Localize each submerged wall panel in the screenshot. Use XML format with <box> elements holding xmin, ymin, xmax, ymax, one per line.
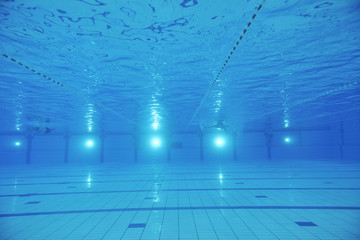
<box><xmin>237</xmin><ymin>146</ymin><xmax>267</xmax><ymax>160</ymax></box>
<box><xmin>32</xmin><ymin>135</ymin><xmax>64</xmax><ymax>164</ymax></box>
<box><xmin>0</xmin><ymin>136</ymin><xmax>27</xmax><ymax>164</ymax></box>
<box><xmin>0</xmin><ymin>120</ymin><xmax>359</xmax><ymax>165</ymax></box>
<box><xmin>68</xmin><ymin>135</ymin><xmax>100</xmax><ymax>164</ymax></box>
<box><xmin>104</xmin><ymin>135</ymin><xmax>133</xmax><ymax>163</ymax></box>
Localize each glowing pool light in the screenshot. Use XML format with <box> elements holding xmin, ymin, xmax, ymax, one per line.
<box><xmin>215</xmin><ymin>137</ymin><xmax>224</xmax><ymax>146</ymax></box>
<box><xmin>86</xmin><ymin>140</ymin><xmax>94</xmax><ymax>147</ymax></box>
<box><xmin>152</xmin><ymin>137</ymin><xmax>161</xmax><ymax>147</ymax></box>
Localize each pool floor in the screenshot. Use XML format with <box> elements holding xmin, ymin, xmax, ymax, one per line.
<box><xmin>0</xmin><ymin>161</ymin><xmax>360</xmax><ymax>239</ymax></box>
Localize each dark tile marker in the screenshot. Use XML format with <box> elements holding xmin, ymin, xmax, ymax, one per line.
<box><xmin>26</xmin><ymin>201</ymin><xmax>41</xmax><ymax>204</ymax></box>
<box><xmin>128</xmin><ymin>223</ymin><xmax>146</xmax><ymax>228</ymax></box>
<box><xmin>295</xmin><ymin>222</ymin><xmax>318</xmax><ymax>227</ymax></box>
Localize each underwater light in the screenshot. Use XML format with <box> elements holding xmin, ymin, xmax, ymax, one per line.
<box><xmin>151</xmin><ymin>137</ymin><xmax>161</xmax><ymax>147</ymax></box>
<box><xmin>14</xmin><ymin>141</ymin><xmax>21</xmax><ymax>146</ymax></box>
<box><xmin>284</xmin><ymin>137</ymin><xmax>291</xmax><ymax>143</ymax></box>
<box><xmin>215</xmin><ymin>137</ymin><xmax>224</xmax><ymax>147</ymax></box>
<box><xmin>86</xmin><ymin>140</ymin><xmax>94</xmax><ymax>147</ymax></box>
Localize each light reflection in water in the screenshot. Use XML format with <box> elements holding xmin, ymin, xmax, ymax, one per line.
<box><xmin>146</xmin><ymin>56</ymin><xmax>164</xmax><ymax>131</ymax></box>
<box><xmin>85</xmin><ymin>103</ymin><xmax>95</xmax><ymax>132</ymax></box>
<box><xmin>280</xmin><ymin>73</ymin><xmax>292</xmax><ymax>128</ymax></box>
<box><xmin>87</xmin><ymin>174</ymin><xmax>92</xmax><ymax>188</ymax></box>
<box><xmin>15</xmin><ymin>80</ymin><xmax>24</xmax><ymax>131</ymax></box>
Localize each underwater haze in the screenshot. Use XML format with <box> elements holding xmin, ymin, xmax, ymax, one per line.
<box><xmin>0</xmin><ymin>0</ymin><xmax>360</xmax><ymax>239</ymax></box>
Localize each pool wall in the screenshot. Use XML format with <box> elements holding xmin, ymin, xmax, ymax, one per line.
<box><xmin>0</xmin><ymin>119</ymin><xmax>359</xmax><ymax>165</ymax></box>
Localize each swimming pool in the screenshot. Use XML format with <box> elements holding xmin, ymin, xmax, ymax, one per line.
<box><xmin>0</xmin><ymin>0</ymin><xmax>359</xmax><ymax>239</ymax></box>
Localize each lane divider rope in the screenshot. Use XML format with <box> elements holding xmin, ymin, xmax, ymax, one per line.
<box><xmin>187</xmin><ymin>0</ymin><xmax>266</xmax><ymax>128</ymax></box>
<box><xmin>0</xmin><ymin>52</ymin><xmax>136</xmax><ymax>125</ymax></box>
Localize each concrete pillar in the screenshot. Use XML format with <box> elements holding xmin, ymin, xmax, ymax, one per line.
<box><xmin>26</xmin><ymin>134</ymin><xmax>33</xmax><ymax>164</ymax></box>
<box><xmin>340</xmin><ymin>121</ymin><xmax>344</xmax><ymax>159</ymax></box>
<box><xmin>166</xmin><ymin>135</ymin><xmax>172</xmax><ymax>162</ymax></box>
<box><xmin>167</xmin><ymin>145</ymin><xmax>171</xmax><ymax>162</ymax></box>
<box><xmin>200</xmin><ymin>133</ymin><xmax>204</xmax><ymax>161</ymax></box>
<box><xmin>100</xmin><ymin>134</ymin><xmax>105</xmax><ymax>163</ymax></box>
<box><xmin>64</xmin><ymin>134</ymin><xmax>70</xmax><ymax>164</ymax></box>
<box><xmin>233</xmin><ymin>133</ymin><xmax>237</xmax><ymax>161</ymax></box>
<box><xmin>265</xmin><ymin>131</ymin><xmax>273</xmax><ymax>160</ymax></box>
<box><xmin>134</xmin><ymin>135</ymin><xmax>138</xmax><ymax>163</ymax></box>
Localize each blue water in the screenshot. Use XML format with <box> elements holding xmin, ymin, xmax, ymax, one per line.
<box><xmin>0</xmin><ymin>0</ymin><xmax>360</xmax><ymax>239</ymax></box>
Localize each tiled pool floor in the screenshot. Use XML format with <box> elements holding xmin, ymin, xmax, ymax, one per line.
<box><xmin>0</xmin><ymin>161</ymin><xmax>360</xmax><ymax>239</ymax></box>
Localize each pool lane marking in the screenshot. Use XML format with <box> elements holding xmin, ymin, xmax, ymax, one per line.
<box><xmin>187</xmin><ymin>0</ymin><xmax>266</xmax><ymax>128</ymax></box>
<box><xmin>1</xmin><ymin>205</ymin><xmax>360</xmax><ymax>218</ymax></box>
<box><xmin>1</xmin><ymin>187</ymin><xmax>360</xmax><ymax>198</ymax></box>
<box><xmin>0</xmin><ymin>52</ymin><xmax>136</xmax><ymax>125</ymax></box>
<box><xmin>1</xmin><ymin>169</ymin><xmax>360</xmax><ymax>179</ymax></box>
<box><xmin>1</xmin><ymin>176</ymin><xmax>359</xmax><ymax>186</ymax></box>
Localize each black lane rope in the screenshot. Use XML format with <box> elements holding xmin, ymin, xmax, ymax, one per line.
<box><xmin>187</xmin><ymin>0</ymin><xmax>266</xmax><ymax>128</ymax></box>
<box><xmin>0</xmin><ymin>52</ymin><xmax>136</xmax><ymax>125</ymax></box>
<box><xmin>1</xmin><ymin>53</ymin><xmax>64</xmax><ymax>86</ymax></box>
